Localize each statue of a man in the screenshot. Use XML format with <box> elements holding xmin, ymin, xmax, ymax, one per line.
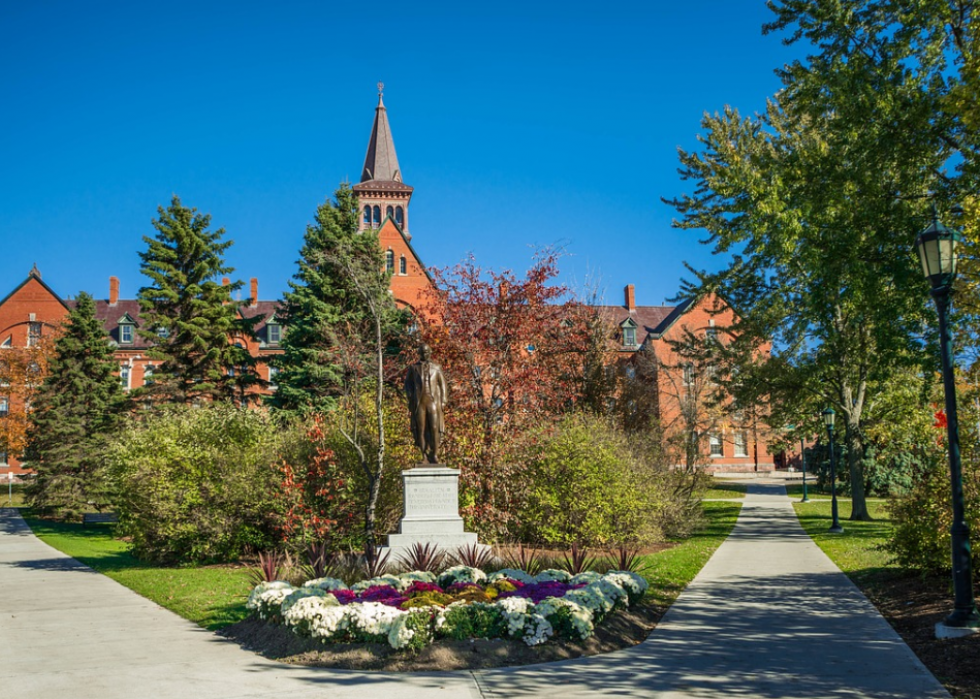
<box><xmin>404</xmin><ymin>344</ymin><xmax>448</xmax><ymax>464</ymax></box>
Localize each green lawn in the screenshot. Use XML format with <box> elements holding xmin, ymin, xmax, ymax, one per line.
<box><xmin>702</xmin><ymin>479</ymin><xmax>748</xmax><ymax>500</ymax></box>
<box><xmin>24</xmin><ymin>500</ymin><xmax>742</xmax><ymax>630</ymax></box>
<box><xmin>1</xmin><ymin>483</ymin><xmax>28</xmax><ymax>507</ymax></box>
<box><xmin>792</xmin><ymin>498</ymin><xmax>897</xmax><ymax>588</ymax></box>
<box><xmin>24</xmin><ymin>517</ymin><xmax>252</xmax><ymax>630</ymax></box>
<box><xmin>644</xmin><ymin>501</ymin><xmax>743</xmax><ymax>606</ymax></box>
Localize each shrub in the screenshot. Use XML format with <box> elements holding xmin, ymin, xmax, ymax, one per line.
<box><xmin>887</xmin><ymin>449</ymin><xmax>980</xmax><ymax>573</ymax></box>
<box><xmin>106</xmin><ymin>404</ymin><xmax>286</xmax><ymax>564</ymax></box>
<box><xmin>517</xmin><ymin>414</ymin><xmax>665</xmax><ymax>548</ymax></box>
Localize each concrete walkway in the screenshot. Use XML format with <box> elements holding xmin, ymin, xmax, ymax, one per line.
<box><xmin>0</xmin><ymin>485</ymin><xmax>950</xmax><ymax>699</ymax></box>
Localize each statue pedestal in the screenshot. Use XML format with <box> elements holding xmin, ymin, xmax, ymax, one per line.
<box><xmin>380</xmin><ymin>466</ymin><xmax>484</xmax><ymax>564</ymax></box>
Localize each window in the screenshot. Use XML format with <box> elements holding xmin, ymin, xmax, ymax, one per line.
<box><xmin>156</xmin><ymin>326</ymin><xmax>170</xmax><ymax>339</ymax></box>
<box><xmin>1</xmin><ymin>336</ymin><xmax>11</xmax><ymax>348</ymax></box>
<box><xmin>144</xmin><ymin>364</ymin><xmax>154</xmax><ymax>385</ymax></box>
<box><xmin>268</xmin><ymin>366</ymin><xmax>278</xmax><ymax>389</ymax></box>
<box><xmin>625</xmin><ymin>365</ymin><xmax>637</xmax><ymax>380</ymax></box>
<box><xmin>27</xmin><ymin>322</ymin><xmax>41</xmax><ymax>347</ymax></box>
<box><xmin>363</xmin><ymin>205</ymin><xmax>371</xmax><ymax>225</ymax></box>
<box><xmin>734</xmin><ymin>431</ymin><xmax>748</xmax><ymax>457</ymax></box>
<box><xmin>395</xmin><ymin>206</ymin><xmax>404</xmax><ymax>225</ymax></box>
<box><xmin>709</xmin><ymin>433</ymin><xmax>723</xmax><ymax>457</ymax></box>
<box><xmin>399</xmin><ymin>256</ymin><xmax>407</xmax><ymax>275</ymax></box>
<box><xmin>385</xmin><ymin>250</ymin><xmax>395</xmax><ymax>273</ymax></box>
<box><xmin>120</xmin><ymin>324</ymin><xmax>134</xmax><ymax>344</ymax></box>
<box><xmin>386</xmin><ymin>205</ymin><xmax>394</xmax><ymax>220</ymax></box>
<box><xmin>683</xmin><ymin>363</ymin><xmax>695</xmax><ymax>386</ymax></box>
<box><xmin>706</xmin><ymin>327</ymin><xmax>719</xmax><ymax>344</ymax></box>
<box><xmin>372</xmin><ymin>205</ymin><xmax>381</xmax><ymax>227</ymax></box>
<box><xmin>0</xmin><ymin>396</ymin><xmax>7</xmax><ymax>417</ymax></box>
<box><xmin>267</xmin><ymin>323</ymin><xmax>281</xmax><ymax>345</ymax></box>
<box><xmin>0</xmin><ymin>452</ymin><xmax>7</xmax><ymax>467</ymax></box>
<box><xmin>623</xmin><ymin>326</ymin><xmax>636</xmax><ymax>346</ymax></box>
<box><xmin>120</xmin><ymin>364</ymin><xmax>130</xmax><ymax>390</ymax></box>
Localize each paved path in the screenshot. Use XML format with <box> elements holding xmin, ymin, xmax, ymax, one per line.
<box><xmin>0</xmin><ymin>485</ymin><xmax>949</xmax><ymax>699</ymax></box>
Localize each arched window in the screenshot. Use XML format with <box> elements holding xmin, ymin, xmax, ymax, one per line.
<box><xmin>395</xmin><ymin>206</ymin><xmax>404</xmax><ymax>225</ymax></box>
<box><xmin>372</xmin><ymin>206</ymin><xmax>381</xmax><ymax>226</ymax></box>
<box><xmin>399</xmin><ymin>256</ymin><xmax>407</xmax><ymax>275</ymax></box>
<box><xmin>363</xmin><ymin>205</ymin><xmax>371</xmax><ymax>225</ymax></box>
<box><xmin>385</xmin><ymin>250</ymin><xmax>395</xmax><ymax>273</ymax></box>
<box><xmin>386</xmin><ymin>205</ymin><xmax>394</xmax><ymax>220</ymax></box>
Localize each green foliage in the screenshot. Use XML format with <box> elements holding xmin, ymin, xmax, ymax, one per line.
<box><xmin>106</xmin><ymin>404</ymin><xmax>285</xmax><ymax>564</ymax></box>
<box><xmin>137</xmin><ymin>195</ymin><xmax>260</xmax><ymax>405</ymax></box>
<box><xmin>886</xmin><ymin>449</ymin><xmax>980</xmax><ymax>574</ymax></box>
<box><xmin>436</xmin><ymin>602</ymin><xmax>506</xmax><ymax>641</ymax></box>
<box><xmin>26</xmin><ymin>292</ymin><xmax>127</xmax><ymax>518</ymax></box>
<box><xmin>518</xmin><ymin>414</ymin><xmax>691</xmax><ymax>548</ymax></box>
<box><xmin>271</xmin><ymin>182</ymin><xmax>396</xmax><ymax>414</ymax></box>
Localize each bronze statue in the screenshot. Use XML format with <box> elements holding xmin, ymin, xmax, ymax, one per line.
<box><xmin>404</xmin><ymin>344</ymin><xmax>448</xmax><ymax>464</ymax></box>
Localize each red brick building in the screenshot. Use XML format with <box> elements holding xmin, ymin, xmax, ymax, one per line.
<box><xmin>598</xmin><ymin>284</ymin><xmax>773</xmax><ymax>472</ymax></box>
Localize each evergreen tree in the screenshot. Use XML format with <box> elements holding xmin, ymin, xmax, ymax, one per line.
<box><xmin>137</xmin><ymin>195</ymin><xmax>259</xmax><ymax>405</ymax></box>
<box><xmin>271</xmin><ymin>182</ymin><xmax>387</xmax><ymax>414</ymax></box>
<box><xmin>25</xmin><ymin>292</ymin><xmax>126</xmax><ymax>518</ymax></box>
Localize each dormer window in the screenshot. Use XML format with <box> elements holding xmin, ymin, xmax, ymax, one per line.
<box><xmin>621</xmin><ymin>319</ymin><xmax>638</xmax><ymax>347</ymax></box>
<box><xmin>267</xmin><ymin>321</ymin><xmax>281</xmax><ymax>346</ymax></box>
<box><xmin>117</xmin><ymin>314</ymin><xmax>136</xmax><ymax>345</ymax></box>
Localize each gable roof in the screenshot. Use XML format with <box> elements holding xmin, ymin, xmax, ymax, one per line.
<box><xmin>378</xmin><ymin>215</ymin><xmax>434</xmax><ymax>284</ymax></box>
<box><xmin>0</xmin><ymin>267</ymin><xmax>71</xmax><ymax>312</ymax></box>
<box><xmin>596</xmin><ymin>298</ymin><xmax>695</xmax><ymax>343</ymax></box>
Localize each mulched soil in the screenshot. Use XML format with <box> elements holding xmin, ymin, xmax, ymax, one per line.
<box><xmin>860</xmin><ymin>572</ymin><xmax>980</xmax><ymax>699</ymax></box>
<box><xmin>217</xmin><ymin>602</ymin><xmax>665</xmax><ymax>671</ymax></box>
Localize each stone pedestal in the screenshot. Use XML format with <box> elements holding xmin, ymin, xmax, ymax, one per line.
<box><xmin>380</xmin><ymin>466</ymin><xmax>483</xmax><ymax>564</ymax></box>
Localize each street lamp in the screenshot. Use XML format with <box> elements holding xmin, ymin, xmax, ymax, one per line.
<box><xmin>800</xmin><ymin>435</ymin><xmax>809</xmax><ymax>503</ymax></box>
<box><xmin>822</xmin><ymin>408</ymin><xmax>843</xmax><ymax>534</ymax></box>
<box><xmin>915</xmin><ymin>210</ymin><xmax>980</xmax><ymax>634</ymax></box>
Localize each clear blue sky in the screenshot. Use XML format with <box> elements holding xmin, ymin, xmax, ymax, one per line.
<box><xmin>1</xmin><ymin>1</ymin><xmax>806</xmax><ymax>308</ymax></box>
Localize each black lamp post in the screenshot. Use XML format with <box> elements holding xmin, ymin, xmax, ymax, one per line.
<box><xmin>915</xmin><ymin>210</ymin><xmax>980</xmax><ymax>632</ymax></box>
<box><xmin>800</xmin><ymin>435</ymin><xmax>809</xmax><ymax>503</ymax></box>
<box><xmin>822</xmin><ymin>408</ymin><xmax>844</xmax><ymax>534</ymax></box>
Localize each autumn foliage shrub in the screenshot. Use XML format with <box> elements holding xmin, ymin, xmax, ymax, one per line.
<box><xmin>106</xmin><ymin>404</ymin><xmax>285</xmax><ymax>564</ymax></box>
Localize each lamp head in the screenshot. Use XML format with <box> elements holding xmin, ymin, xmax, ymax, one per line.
<box><xmin>822</xmin><ymin>407</ymin><xmax>836</xmax><ymax>432</ymax></box>
<box><xmin>915</xmin><ymin>209</ymin><xmax>963</xmax><ymax>291</ymax></box>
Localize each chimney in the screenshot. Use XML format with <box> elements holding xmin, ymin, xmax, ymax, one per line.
<box><xmin>250</xmin><ymin>277</ymin><xmax>258</xmax><ymax>308</ymax></box>
<box><xmin>109</xmin><ymin>276</ymin><xmax>119</xmax><ymax>306</ymax></box>
<box><xmin>624</xmin><ymin>284</ymin><xmax>636</xmax><ymax>312</ymax></box>
<box><xmin>222</xmin><ymin>277</ymin><xmax>230</xmax><ymax>305</ymax></box>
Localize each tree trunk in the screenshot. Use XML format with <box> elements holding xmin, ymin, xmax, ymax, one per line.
<box><xmin>845</xmin><ymin>418</ymin><xmax>872</xmax><ymax>521</ymax></box>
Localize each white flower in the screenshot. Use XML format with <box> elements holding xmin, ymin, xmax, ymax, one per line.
<box><xmin>570</xmin><ymin>571</ymin><xmax>602</xmax><ymax>586</ymax></box>
<box><xmin>437</xmin><ymin>565</ymin><xmax>487</xmax><ymax>588</ymax></box>
<box><xmin>604</xmin><ymin>571</ymin><xmax>648</xmax><ymax>603</ymax></box>
<box><xmin>281</xmin><ymin>587</ymin><xmax>330</xmax><ymax>615</ymax></box>
<box><xmin>302</xmin><ymin>576</ymin><xmax>349</xmax><ymax>592</ymax></box>
<box><xmin>487</xmin><ymin>568</ymin><xmax>535</xmax><ymax>585</ymax></box>
<box><xmin>352</xmin><ymin>574</ymin><xmax>406</xmax><ymax>593</ymax></box>
<box><xmin>309</xmin><ymin>604</ymin><xmax>349</xmax><ymax>641</ymax></box>
<box><xmin>522</xmin><ymin>613</ymin><xmax>554</xmax><ymax>646</ymax></box>
<box><xmin>246</xmin><ymin>581</ymin><xmax>296</xmax><ymax>620</ymax></box>
<box><xmin>536</xmin><ymin>596</ymin><xmax>594</xmax><ymax>640</ymax></box>
<box><xmin>493</xmin><ymin>596</ymin><xmax>535</xmax><ymax>638</ymax></box>
<box><xmin>346</xmin><ymin>601</ymin><xmax>406</xmax><ymax>638</ymax></box>
<box><xmin>387</xmin><ymin>613</ymin><xmax>416</xmax><ymax>649</ymax></box>
<box><xmin>534</xmin><ymin>568</ymin><xmax>572</xmax><ymax>583</ymax></box>
<box><xmin>396</xmin><ymin>570</ymin><xmax>437</xmax><ymax>586</ymax></box>
<box><xmin>283</xmin><ymin>594</ymin><xmax>342</xmax><ymax>636</ymax></box>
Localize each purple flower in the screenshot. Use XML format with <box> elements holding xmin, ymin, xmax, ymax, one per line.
<box><xmin>358</xmin><ymin>585</ymin><xmax>404</xmax><ymax>604</ymax></box>
<box><xmin>498</xmin><ymin>581</ymin><xmax>585</xmax><ymax>604</ymax></box>
<box><xmin>330</xmin><ymin>589</ymin><xmax>357</xmax><ymax>605</ymax></box>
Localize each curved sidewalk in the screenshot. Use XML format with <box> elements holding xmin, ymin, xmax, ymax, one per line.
<box><xmin>0</xmin><ymin>485</ymin><xmax>949</xmax><ymax>699</ymax></box>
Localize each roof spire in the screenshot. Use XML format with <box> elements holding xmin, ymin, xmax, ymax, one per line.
<box><xmin>360</xmin><ymin>83</ymin><xmax>401</xmax><ymax>183</ymax></box>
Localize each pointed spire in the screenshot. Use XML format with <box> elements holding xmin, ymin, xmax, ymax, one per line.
<box><xmin>360</xmin><ymin>82</ymin><xmax>403</xmax><ymax>183</ymax></box>
<box><xmin>29</xmin><ymin>263</ymin><xmax>41</xmax><ymax>279</ymax></box>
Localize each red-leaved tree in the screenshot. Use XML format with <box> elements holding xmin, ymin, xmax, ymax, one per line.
<box><xmin>414</xmin><ymin>250</ymin><xmax>590</xmax><ymax>539</ymax></box>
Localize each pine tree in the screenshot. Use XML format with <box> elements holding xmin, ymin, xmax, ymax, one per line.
<box><xmin>25</xmin><ymin>292</ymin><xmax>126</xmax><ymax>518</ymax></box>
<box><xmin>270</xmin><ymin>182</ymin><xmax>387</xmax><ymax>414</ymax></box>
<box><xmin>137</xmin><ymin>195</ymin><xmax>259</xmax><ymax>404</ymax></box>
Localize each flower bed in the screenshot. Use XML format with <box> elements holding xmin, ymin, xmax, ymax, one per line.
<box><xmin>246</xmin><ymin>566</ymin><xmax>648</xmax><ymax>652</ymax></box>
